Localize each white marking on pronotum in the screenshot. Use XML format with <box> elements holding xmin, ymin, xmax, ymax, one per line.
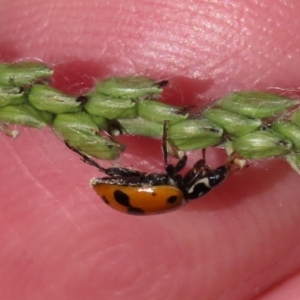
<box><xmin>187</xmin><ymin>177</ymin><xmax>211</xmax><ymax>195</ymax></box>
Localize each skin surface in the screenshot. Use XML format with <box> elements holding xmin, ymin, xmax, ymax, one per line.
<box><xmin>1</xmin><ymin>0</ymin><xmax>300</xmax><ymax>299</ymax></box>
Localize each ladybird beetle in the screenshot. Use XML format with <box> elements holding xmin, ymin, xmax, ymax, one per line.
<box><xmin>67</xmin><ymin>121</ymin><xmax>238</xmax><ymax>215</ymax></box>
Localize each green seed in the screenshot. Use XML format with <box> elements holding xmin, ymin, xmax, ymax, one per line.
<box><xmin>95</xmin><ymin>76</ymin><xmax>165</xmax><ymax>99</ymax></box>
<box><xmin>39</xmin><ymin>110</ymin><xmax>55</xmax><ymax>125</ymax></box>
<box><xmin>203</xmin><ymin>107</ymin><xmax>261</xmax><ymax>136</ymax></box>
<box><xmin>286</xmin><ymin>153</ymin><xmax>300</xmax><ymax>176</ymax></box>
<box><xmin>64</xmin><ymin>132</ymin><xmax>124</xmax><ymax>160</ymax></box>
<box><xmin>291</xmin><ymin>109</ymin><xmax>300</xmax><ymax>127</ymax></box>
<box><xmin>232</xmin><ymin>130</ymin><xmax>292</xmax><ymax>159</ymax></box>
<box><xmin>28</xmin><ymin>85</ymin><xmax>82</xmax><ymax>114</ymax></box>
<box><xmin>89</xmin><ymin>114</ymin><xmax>107</xmax><ymax>129</ymax></box>
<box><xmin>84</xmin><ymin>94</ymin><xmax>137</xmax><ymax>119</ymax></box>
<box><xmin>0</xmin><ymin>87</ymin><xmax>26</xmax><ymax>108</ymax></box>
<box><xmin>138</xmin><ymin>100</ymin><xmax>188</xmax><ymax>124</ymax></box>
<box><xmin>168</xmin><ymin>119</ymin><xmax>223</xmax><ymax>151</ymax></box>
<box><xmin>218</xmin><ymin>91</ymin><xmax>297</xmax><ymax>119</ymax></box>
<box><xmin>53</xmin><ymin>112</ymin><xmax>99</xmax><ymax>134</ymax></box>
<box><xmin>0</xmin><ymin>104</ymin><xmax>48</xmax><ymax>128</ymax></box>
<box><xmin>272</xmin><ymin>121</ymin><xmax>300</xmax><ymax>150</ymax></box>
<box><xmin>118</xmin><ymin>118</ymin><xmax>163</xmax><ymax>138</ymax></box>
<box><xmin>53</xmin><ymin>112</ymin><xmax>123</xmax><ymax>160</ymax></box>
<box><xmin>0</xmin><ymin>62</ymin><xmax>53</xmax><ymax>87</ymax></box>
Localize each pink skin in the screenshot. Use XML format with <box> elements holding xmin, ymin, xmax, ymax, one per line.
<box><xmin>1</xmin><ymin>0</ymin><xmax>300</xmax><ymax>299</ymax></box>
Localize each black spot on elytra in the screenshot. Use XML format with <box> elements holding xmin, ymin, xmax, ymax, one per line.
<box><xmin>114</xmin><ymin>189</ymin><xmax>144</xmax><ymax>214</ymax></box>
<box><xmin>114</xmin><ymin>190</ymin><xmax>130</xmax><ymax>207</ymax></box>
<box><xmin>167</xmin><ymin>195</ymin><xmax>178</xmax><ymax>204</ymax></box>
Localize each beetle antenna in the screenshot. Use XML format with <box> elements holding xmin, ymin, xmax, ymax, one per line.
<box><xmin>65</xmin><ymin>142</ymin><xmax>108</xmax><ymax>173</ymax></box>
